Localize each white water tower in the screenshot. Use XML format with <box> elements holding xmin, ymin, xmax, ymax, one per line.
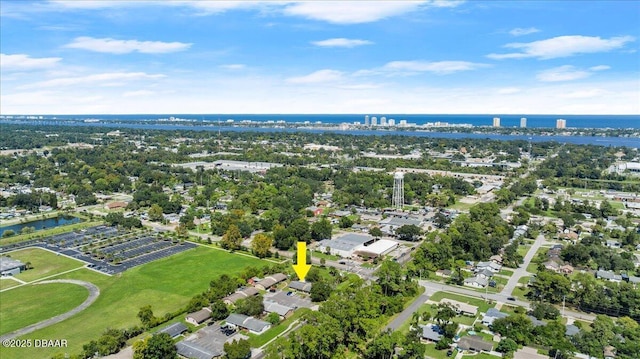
<box><xmin>392</xmin><ymin>172</ymin><xmax>404</xmax><ymax>209</ymax></box>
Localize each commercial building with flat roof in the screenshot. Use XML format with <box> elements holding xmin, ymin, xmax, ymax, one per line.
<box><xmin>356</xmin><ymin>239</ymin><xmax>399</xmax><ymax>259</ymax></box>
<box><xmin>316</xmin><ymin>233</ymin><xmax>374</xmax><ymax>258</ymax></box>
<box><xmin>0</xmin><ymin>257</ymin><xmax>26</xmax><ymax>276</ymax></box>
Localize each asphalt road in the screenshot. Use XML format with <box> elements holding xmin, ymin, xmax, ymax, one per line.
<box><xmin>500</xmin><ymin>233</ymin><xmax>548</xmax><ymax>296</ymax></box>
<box><xmin>384</xmin><ymin>278</ymin><xmax>597</xmax><ymax>334</ymax></box>
<box><xmin>0</xmin><ymin>279</ymin><xmax>100</xmax><ymax>341</ymax></box>
<box><xmin>385</xmin><ymin>293</ymin><xmax>430</xmax><ymax>331</ymax></box>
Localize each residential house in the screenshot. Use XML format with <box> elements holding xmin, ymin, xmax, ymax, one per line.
<box><xmin>559</xmin><ymin>264</ymin><xmax>574</xmax><ymax>274</ymax></box>
<box><xmin>254</xmin><ymin>273</ymin><xmax>288</xmax><ymax>291</ymax></box>
<box><xmin>435</xmin><ymin>269</ymin><xmax>452</xmax><ymax>278</ymax></box>
<box><xmin>420</xmin><ymin>325</ymin><xmax>442</xmax><ymax>343</ymax></box>
<box><xmin>224</xmin><ymin>313</ymin><xmax>271</xmax><ymax>335</ymax></box>
<box><xmin>176</xmin><ymin>341</ymin><xmax>223</xmax><ymax>359</ymax></box>
<box><xmin>457</xmin><ymin>335</ymin><xmax>494</xmax><ymax>352</ymax></box>
<box><xmin>481</xmin><ymin>308</ymin><xmax>508</xmax><ymax>326</ymax></box>
<box><xmin>476</xmin><ymin>268</ymin><xmax>495</xmax><ymax>279</ymax></box>
<box><xmin>605</xmin><ymin>240</ymin><xmax>622</xmax><ymax>249</ymax></box>
<box><xmin>475</xmin><ymin>261</ymin><xmax>502</xmax><ymax>273</ymax></box>
<box><xmin>305</xmin><ymin>206</ymin><xmax>324</xmax><ymax>217</ymax></box>
<box><xmin>464</xmin><ymin>276</ymin><xmax>488</xmax><ymax>288</ymax></box>
<box><xmin>158</xmin><ymin>322</ymin><xmax>188</xmax><ymax>339</ymax></box>
<box><xmin>565</xmin><ymin>325</ymin><xmax>580</xmax><ymax>337</ymax></box>
<box><xmin>441</xmin><ymin>299</ymin><xmax>478</xmax><ymax>316</ymax></box>
<box><xmin>289</xmin><ymin>281</ymin><xmax>312</xmax><ymax>293</ymax></box>
<box><xmin>527</xmin><ymin>315</ymin><xmax>546</xmax><ymax>327</ymax></box>
<box><xmin>596</xmin><ymin>270</ymin><xmax>622</xmax><ymax>283</ymax></box>
<box><xmin>223</xmin><ymin>287</ymin><xmax>260</xmax><ymax>305</ymax></box>
<box><xmin>489</xmin><ymin>255</ymin><xmax>503</xmax><ymax>264</ymax></box>
<box><xmin>263</xmin><ymin>300</ymin><xmax>294</xmax><ymax>319</ymax></box>
<box><xmin>186</xmin><ymin>308</ymin><xmax>212</xmax><ymax>326</ymax></box>
<box><xmin>543</xmin><ymin>260</ymin><xmax>561</xmax><ymax>272</ymax></box>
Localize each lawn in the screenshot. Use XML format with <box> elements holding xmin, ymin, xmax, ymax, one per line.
<box><xmin>424</xmin><ymin>343</ymin><xmax>456</xmax><ymax>359</ymax></box>
<box><xmin>9</xmin><ymin>247</ymin><xmax>85</xmax><ymax>282</ymax></box>
<box><xmin>247</xmin><ymin>308</ymin><xmax>310</xmax><ymax>348</ymax></box>
<box><xmin>311</xmin><ymin>250</ymin><xmax>339</xmax><ymax>261</ymax></box>
<box><xmin>0</xmin><ymin>282</ymin><xmax>88</xmax><ymax>335</ymax></box>
<box><xmin>0</xmin><ymin>278</ymin><xmax>22</xmax><ymax>290</ymax></box>
<box><xmin>498</xmin><ymin>268</ymin><xmax>514</xmax><ymax>277</ymax></box>
<box><xmin>0</xmin><ymin>245</ymin><xmax>264</xmax><ymax>359</ymax></box>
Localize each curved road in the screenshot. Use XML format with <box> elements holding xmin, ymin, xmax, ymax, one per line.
<box><xmin>0</xmin><ymin>279</ymin><xmax>100</xmax><ymax>341</ymax></box>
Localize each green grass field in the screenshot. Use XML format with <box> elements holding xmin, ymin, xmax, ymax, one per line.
<box><xmin>9</xmin><ymin>248</ymin><xmax>85</xmax><ymax>282</ymax></box>
<box><xmin>0</xmin><ymin>245</ymin><xmax>264</xmax><ymax>359</ymax></box>
<box><xmin>248</xmin><ymin>308</ymin><xmax>310</xmax><ymax>348</ymax></box>
<box><xmin>311</xmin><ymin>250</ymin><xmax>339</xmax><ymax>261</ymax></box>
<box><xmin>424</xmin><ymin>344</ymin><xmax>457</xmax><ymax>359</ymax></box>
<box><xmin>0</xmin><ymin>278</ymin><xmax>22</xmax><ymax>290</ymax></box>
<box><xmin>0</xmin><ymin>283</ymin><xmax>89</xmax><ymax>335</ymax></box>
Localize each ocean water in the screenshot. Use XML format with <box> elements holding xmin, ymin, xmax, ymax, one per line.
<box><xmin>20</xmin><ymin>114</ymin><xmax>640</xmax><ymax>129</ymax></box>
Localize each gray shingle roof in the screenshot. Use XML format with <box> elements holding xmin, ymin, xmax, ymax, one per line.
<box><xmin>176</xmin><ymin>341</ymin><xmax>222</xmax><ymax>359</ymax></box>
<box><xmin>458</xmin><ymin>335</ymin><xmax>493</xmax><ymax>352</ymax></box>
<box><xmin>225</xmin><ymin>313</ymin><xmax>270</xmax><ymax>333</ymax></box>
<box><xmin>289</xmin><ymin>281</ymin><xmax>312</xmax><ymax>292</ymax></box>
<box><xmin>158</xmin><ymin>322</ymin><xmax>188</xmax><ymax>338</ymax></box>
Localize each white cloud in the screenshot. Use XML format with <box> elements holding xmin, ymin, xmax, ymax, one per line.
<box><xmin>536</xmin><ymin>65</ymin><xmax>591</xmax><ymax>82</ymax></box>
<box><xmin>287</xmin><ymin>69</ymin><xmax>344</xmax><ymax>84</ymax></box>
<box><xmin>560</xmin><ymin>88</ymin><xmax>607</xmax><ymax>98</ymax></box>
<box><xmin>123</xmin><ymin>90</ymin><xmax>155</xmax><ymax>97</ymax></box>
<box><xmin>487</xmin><ymin>35</ymin><xmax>635</xmax><ymax>59</ymax></box>
<box><xmin>497</xmin><ymin>87</ymin><xmax>521</xmax><ymax>94</ymax></box>
<box><xmin>24</xmin><ymin>72</ymin><xmax>165</xmax><ymax>88</ymax></box>
<box><xmin>49</xmin><ymin>0</ymin><xmax>136</xmax><ymax>9</ymax></box>
<box><xmin>383</xmin><ymin>60</ymin><xmax>489</xmax><ymax>74</ymax></box>
<box><xmin>312</xmin><ymin>38</ymin><xmax>373</xmax><ymax>48</ymax></box>
<box><xmin>219</xmin><ymin>64</ymin><xmax>246</xmax><ymax>70</ymax></box>
<box><xmin>509</xmin><ymin>27</ymin><xmax>540</xmax><ymax>36</ymax></box>
<box><xmin>283</xmin><ymin>1</ymin><xmax>430</xmax><ymax>24</ymax></box>
<box><xmin>0</xmin><ymin>53</ymin><xmax>62</xmax><ymax>71</ymax></box>
<box><xmin>589</xmin><ymin>65</ymin><xmax>611</xmax><ymax>71</ymax></box>
<box><xmin>64</xmin><ymin>37</ymin><xmax>192</xmax><ymax>54</ymax></box>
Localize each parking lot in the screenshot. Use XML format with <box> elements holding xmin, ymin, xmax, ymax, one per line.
<box><xmin>1</xmin><ymin>225</ymin><xmax>196</xmax><ymax>274</ymax></box>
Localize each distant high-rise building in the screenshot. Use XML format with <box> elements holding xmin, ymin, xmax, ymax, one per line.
<box><xmin>388</xmin><ymin>119</ymin><xmax>396</xmax><ymax>126</ymax></box>
<box><xmin>493</xmin><ymin>117</ymin><xmax>501</xmax><ymax>127</ymax></box>
<box><xmin>520</xmin><ymin>117</ymin><xmax>527</xmax><ymax>128</ymax></box>
<box><xmin>556</xmin><ymin>119</ymin><xmax>566</xmax><ymax>129</ymax></box>
<box><xmin>364</xmin><ymin>115</ymin><xmax>370</xmax><ymax>126</ymax></box>
<box><xmin>392</xmin><ymin>172</ymin><xmax>404</xmax><ymax>209</ymax></box>
<box><xmin>380</xmin><ymin>116</ymin><xmax>387</xmax><ymax>126</ymax></box>
<box><xmin>371</xmin><ymin>117</ymin><xmax>378</xmax><ymax>126</ymax></box>
<box><xmin>399</xmin><ymin>119</ymin><xmax>407</xmax><ymax>127</ymax></box>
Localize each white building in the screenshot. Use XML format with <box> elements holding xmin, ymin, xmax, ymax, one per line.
<box><xmin>316</xmin><ymin>233</ymin><xmax>374</xmax><ymax>258</ymax></box>
<box><xmin>355</xmin><ymin>239</ymin><xmax>400</xmax><ymax>259</ymax></box>
<box><xmin>492</xmin><ymin>117</ymin><xmax>501</xmax><ymax>127</ymax></box>
<box><xmin>556</xmin><ymin>119</ymin><xmax>566</xmax><ymax>129</ymax></box>
<box><xmin>520</xmin><ymin>117</ymin><xmax>527</xmax><ymax>128</ymax></box>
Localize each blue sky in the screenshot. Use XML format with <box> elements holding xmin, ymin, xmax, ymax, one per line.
<box><xmin>1</xmin><ymin>0</ymin><xmax>638</xmax><ymax>114</ymax></box>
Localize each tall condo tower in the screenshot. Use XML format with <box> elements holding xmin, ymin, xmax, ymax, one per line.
<box><xmin>556</xmin><ymin>119</ymin><xmax>566</xmax><ymax>129</ymax></box>
<box><xmin>392</xmin><ymin>172</ymin><xmax>404</xmax><ymax>210</ymax></box>
<box><xmin>493</xmin><ymin>117</ymin><xmax>501</xmax><ymax>127</ymax></box>
<box><xmin>371</xmin><ymin>117</ymin><xmax>378</xmax><ymax>126</ymax></box>
<box><xmin>364</xmin><ymin>115</ymin><xmax>370</xmax><ymax>126</ymax></box>
<box><xmin>520</xmin><ymin>118</ymin><xmax>527</xmax><ymax>128</ymax></box>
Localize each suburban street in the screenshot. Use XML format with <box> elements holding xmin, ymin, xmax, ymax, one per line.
<box><xmin>500</xmin><ymin>233</ymin><xmax>547</xmax><ymax>296</ymax></box>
